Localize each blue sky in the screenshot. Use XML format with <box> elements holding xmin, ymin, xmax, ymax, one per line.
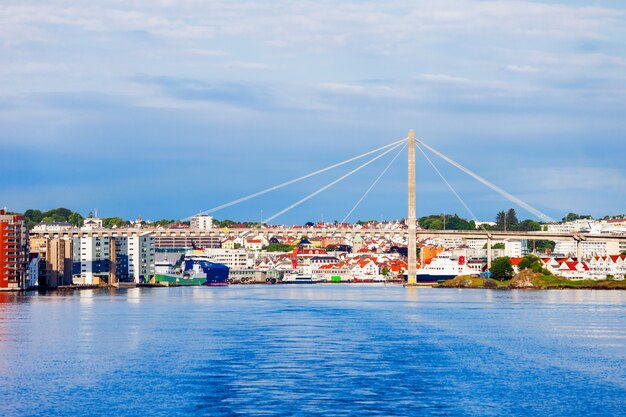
<box><xmin>1</xmin><ymin>0</ymin><xmax>625</xmax><ymax>224</ymax></box>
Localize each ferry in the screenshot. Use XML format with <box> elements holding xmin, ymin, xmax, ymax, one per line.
<box><xmin>281</xmin><ymin>273</ymin><xmax>325</xmax><ymax>284</ymax></box>
<box><xmin>416</xmin><ymin>253</ymin><xmax>475</xmax><ymax>282</ymax></box>
<box><xmin>154</xmin><ymin>253</ymin><xmax>229</xmax><ymax>286</ymax></box>
<box><xmin>352</xmin><ymin>275</ymin><xmax>386</xmax><ymax>283</ymax></box>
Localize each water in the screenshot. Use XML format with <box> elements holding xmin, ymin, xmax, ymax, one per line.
<box><xmin>1</xmin><ymin>286</ymin><xmax>625</xmax><ymax>416</ymax></box>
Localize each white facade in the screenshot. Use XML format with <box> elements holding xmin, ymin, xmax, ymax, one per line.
<box><xmin>74</xmin><ymin>235</ymin><xmax>111</xmax><ymax>284</ymax></box>
<box><xmin>126</xmin><ymin>234</ymin><xmax>155</xmax><ymax>283</ymax></box>
<box><xmin>71</xmin><ymin>231</ymin><xmax>155</xmax><ymax>284</ymax></box>
<box><xmin>504</xmin><ymin>240</ymin><xmax>527</xmax><ymax>258</ymax></box>
<box><xmin>190</xmin><ymin>215</ymin><xmax>213</xmax><ymax>230</ymax></box>
<box><xmin>82</xmin><ymin>217</ymin><xmax>103</xmax><ymax>230</ymax></box>
<box><xmin>203</xmin><ymin>248</ymin><xmax>254</xmax><ymax>269</ymax></box>
<box><xmin>554</xmin><ymin>240</ymin><xmax>621</xmax><ymax>258</ymax></box>
<box><xmin>32</xmin><ymin>222</ymin><xmax>74</xmax><ymax>232</ymax></box>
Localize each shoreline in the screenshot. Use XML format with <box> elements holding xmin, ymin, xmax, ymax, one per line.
<box><xmin>5</xmin><ymin>280</ymin><xmax>626</xmax><ymax>293</ymax></box>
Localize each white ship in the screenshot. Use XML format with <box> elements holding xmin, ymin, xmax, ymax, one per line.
<box><xmin>416</xmin><ymin>253</ymin><xmax>475</xmax><ymax>282</ymax></box>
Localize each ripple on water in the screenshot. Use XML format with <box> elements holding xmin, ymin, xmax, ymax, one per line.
<box><xmin>0</xmin><ymin>286</ymin><xmax>625</xmax><ymax>416</ymax></box>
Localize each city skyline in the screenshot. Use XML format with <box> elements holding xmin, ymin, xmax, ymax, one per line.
<box><xmin>2</xmin><ymin>1</ymin><xmax>625</xmax><ymax>223</ymax></box>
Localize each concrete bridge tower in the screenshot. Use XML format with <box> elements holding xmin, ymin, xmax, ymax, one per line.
<box><xmin>407</xmin><ymin>130</ymin><xmax>417</xmax><ymax>284</ymax></box>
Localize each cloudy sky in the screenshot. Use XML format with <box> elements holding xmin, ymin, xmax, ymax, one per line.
<box><xmin>1</xmin><ymin>0</ymin><xmax>625</xmax><ymax>224</ymax></box>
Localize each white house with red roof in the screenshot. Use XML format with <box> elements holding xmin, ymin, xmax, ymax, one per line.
<box><xmin>556</xmin><ymin>261</ymin><xmax>590</xmax><ymax>279</ymax></box>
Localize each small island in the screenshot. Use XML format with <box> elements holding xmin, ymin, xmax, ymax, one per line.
<box><xmin>438</xmin><ymin>255</ymin><xmax>626</xmax><ymax>290</ymax></box>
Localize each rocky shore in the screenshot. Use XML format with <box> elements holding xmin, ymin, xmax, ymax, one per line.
<box><xmin>438</xmin><ymin>269</ymin><xmax>626</xmax><ymax>290</ymax></box>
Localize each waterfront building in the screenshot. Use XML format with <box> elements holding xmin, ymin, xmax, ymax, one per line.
<box><xmin>0</xmin><ymin>209</ymin><xmax>28</xmax><ymax>290</ymax></box>
<box><xmin>30</xmin><ymin>227</ymin><xmax>156</xmax><ymax>284</ymax></box>
<box><xmin>109</xmin><ymin>234</ymin><xmax>155</xmax><ymax>283</ymax></box>
<box><xmin>203</xmin><ymin>248</ymin><xmax>254</xmax><ymax>269</ymax></box>
<box><xmin>554</xmin><ymin>240</ymin><xmax>621</xmax><ymax>259</ymax></box>
<box><xmin>588</xmin><ymin>255</ymin><xmax>626</xmax><ymax>280</ymax></box>
<box><xmin>29</xmin><ymin>236</ymin><xmax>73</xmax><ymax>287</ymax></box>
<box><xmin>190</xmin><ymin>215</ymin><xmax>213</xmax><ymax>230</ymax></box>
<box><xmin>73</xmin><ymin>234</ymin><xmax>111</xmax><ymax>284</ymax></box>
<box><xmin>28</xmin><ymin>254</ymin><xmax>39</xmax><ymax>289</ymax></box>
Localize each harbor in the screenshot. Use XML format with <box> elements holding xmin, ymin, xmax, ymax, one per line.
<box><xmin>1</xmin><ymin>285</ymin><xmax>625</xmax><ymax>416</ymax></box>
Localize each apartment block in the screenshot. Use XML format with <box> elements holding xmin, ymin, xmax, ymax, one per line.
<box><xmin>0</xmin><ymin>209</ymin><xmax>28</xmax><ymax>290</ymax></box>
<box><xmin>30</xmin><ymin>224</ymin><xmax>156</xmax><ymax>285</ymax></box>
<box><xmin>190</xmin><ymin>215</ymin><xmax>213</xmax><ymax>230</ymax></box>
<box><xmin>29</xmin><ymin>236</ymin><xmax>73</xmax><ymax>287</ymax></box>
<box><xmin>203</xmin><ymin>248</ymin><xmax>254</xmax><ymax>269</ymax></box>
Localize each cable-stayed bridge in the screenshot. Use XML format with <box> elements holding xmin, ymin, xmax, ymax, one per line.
<box><xmin>184</xmin><ymin>130</ymin><xmax>623</xmax><ymax>283</ymax></box>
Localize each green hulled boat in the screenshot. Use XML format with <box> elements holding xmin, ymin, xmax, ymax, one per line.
<box><xmin>154</xmin><ymin>273</ymin><xmax>207</xmax><ymax>286</ymax></box>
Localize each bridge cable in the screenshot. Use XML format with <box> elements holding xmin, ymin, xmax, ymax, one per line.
<box><xmin>416</xmin><ymin>143</ymin><xmax>486</xmax><ymax>230</ymax></box>
<box><xmin>416</xmin><ymin>139</ymin><xmax>556</xmax><ymax>223</ymax></box>
<box><xmin>186</xmin><ymin>138</ymin><xmax>407</xmax><ymax>220</ymax></box>
<box><xmin>262</xmin><ymin>141</ymin><xmax>406</xmax><ymax>224</ymax></box>
<box><xmin>341</xmin><ymin>142</ymin><xmax>407</xmax><ymax>224</ymax></box>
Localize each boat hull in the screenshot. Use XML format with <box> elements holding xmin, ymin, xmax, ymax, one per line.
<box><xmin>415</xmin><ymin>274</ymin><xmax>457</xmax><ymax>282</ymax></box>
<box><xmin>154</xmin><ymin>274</ymin><xmax>207</xmax><ymax>286</ymax></box>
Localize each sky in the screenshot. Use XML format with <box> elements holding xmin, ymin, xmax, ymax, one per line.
<box><xmin>1</xmin><ymin>0</ymin><xmax>625</xmax><ymax>225</ymax></box>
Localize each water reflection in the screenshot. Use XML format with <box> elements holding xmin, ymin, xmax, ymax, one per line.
<box><xmin>0</xmin><ymin>287</ymin><xmax>625</xmax><ymax>417</ymax></box>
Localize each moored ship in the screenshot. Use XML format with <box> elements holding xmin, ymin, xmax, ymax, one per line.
<box><xmin>281</xmin><ymin>273</ymin><xmax>325</xmax><ymax>284</ymax></box>
<box><xmin>154</xmin><ymin>253</ymin><xmax>229</xmax><ymax>286</ymax></box>
<box><xmin>416</xmin><ymin>253</ymin><xmax>475</xmax><ymax>282</ymax></box>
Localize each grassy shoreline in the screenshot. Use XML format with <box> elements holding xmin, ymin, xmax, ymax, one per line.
<box><xmin>438</xmin><ymin>275</ymin><xmax>626</xmax><ymax>290</ymax></box>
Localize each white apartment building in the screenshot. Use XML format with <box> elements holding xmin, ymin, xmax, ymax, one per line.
<box><xmin>73</xmin><ymin>235</ymin><xmax>111</xmax><ymax>284</ymax></box>
<box><xmin>504</xmin><ymin>240</ymin><xmax>528</xmax><ymax>258</ymax></box>
<box><xmin>554</xmin><ymin>240</ymin><xmax>621</xmax><ymax>258</ymax></box>
<box><xmin>190</xmin><ymin>215</ymin><xmax>213</xmax><ymax>230</ymax></box>
<box><xmin>32</xmin><ymin>227</ymin><xmax>156</xmax><ymax>285</ymax></box>
<box><xmin>203</xmin><ymin>248</ymin><xmax>254</xmax><ymax>269</ymax></box>
<box><xmin>112</xmin><ymin>234</ymin><xmax>155</xmax><ymax>283</ymax></box>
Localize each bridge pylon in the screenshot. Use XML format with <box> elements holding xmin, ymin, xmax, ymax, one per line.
<box><xmin>407</xmin><ymin>130</ymin><xmax>417</xmax><ymax>284</ymax></box>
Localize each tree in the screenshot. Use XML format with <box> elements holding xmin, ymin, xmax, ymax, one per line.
<box><xmin>518</xmin><ymin>255</ymin><xmax>543</xmax><ymax>273</ymax></box>
<box><xmin>489</xmin><ymin>257</ymin><xmax>514</xmax><ymax>281</ymax></box>
<box><xmin>482</xmin><ymin>242</ymin><xmax>505</xmax><ymax>249</ymax></box>
<box><xmin>532</xmin><ymin>240</ymin><xmax>556</xmax><ymax>253</ymax></box>
<box><xmin>41</xmin><ymin>207</ymin><xmax>73</xmax><ymax>222</ymax></box>
<box><xmin>506</xmin><ymin>208</ymin><xmax>519</xmax><ymax>231</ymax></box>
<box><xmin>154</xmin><ymin>219</ymin><xmax>175</xmax><ymax>227</ymax></box>
<box><xmin>495</xmin><ymin>208</ymin><xmax>519</xmax><ymax>231</ymax></box>
<box><xmin>262</xmin><ymin>243</ymin><xmax>294</xmax><ymax>252</ymax></box>
<box><xmin>495</xmin><ymin>210</ymin><xmax>506</xmax><ymax>231</ymax></box>
<box><xmin>102</xmin><ymin>217</ymin><xmax>130</xmax><ymax>228</ymax></box>
<box><xmin>562</xmin><ymin>213</ymin><xmax>592</xmax><ymax>223</ymax></box>
<box><xmin>419</xmin><ymin>214</ymin><xmax>473</xmax><ymax>230</ymax></box>
<box><xmin>518</xmin><ymin>219</ymin><xmax>541</xmax><ymax>231</ymax></box>
<box><xmin>68</xmin><ymin>212</ymin><xmax>84</xmax><ymax>227</ymax></box>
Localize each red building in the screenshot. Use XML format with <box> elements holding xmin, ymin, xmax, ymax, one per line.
<box><xmin>0</xmin><ymin>209</ymin><xmax>28</xmax><ymax>290</ymax></box>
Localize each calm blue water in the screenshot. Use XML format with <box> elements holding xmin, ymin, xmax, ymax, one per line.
<box><xmin>1</xmin><ymin>286</ymin><xmax>625</xmax><ymax>416</ymax></box>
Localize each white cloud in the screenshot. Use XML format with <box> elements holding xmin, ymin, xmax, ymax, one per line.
<box><xmin>223</xmin><ymin>61</ymin><xmax>271</xmax><ymax>70</ymax></box>
<box><xmin>506</xmin><ymin>65</ymin><xmax>541</xmax><ymax>74</ymax></box>
<box><xmin>534</xmin><ymin>167</ymin><xmax>626</xmax><ymax>191</ymax></box>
